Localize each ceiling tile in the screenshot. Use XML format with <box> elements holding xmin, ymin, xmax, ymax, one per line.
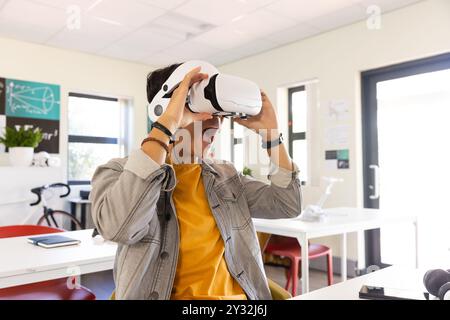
<box><xmin>266</xmin><ymin>0</ymin><xmax>356</xmax><ymax>22</ymax></box>
<box><xmin>230</xmin><ymin>9</ymin><xmax>297</xmax><ymax>38</ymax></box>
<box><xmin>207</xmin><ymin>50</ymin><xmax>248</xmax><ymax>66</ymax></box>
<box><xmin>100</xmin><ymin>42</ymin><xmax>151</xmax><ymax>62</ymax></box>
<box><xmin>150</xmin><ymin>12</ymin><xmax>215</xmax><ymax>40</ymax></box>
<box><xmin>265</xmin><ymin>23</ymin><xmax>322</xmax><ymax>45</ymax></box>
<box><xmin>137</xmin><ymin>0</ymin><xmax>188</xmax><ymax>10</ymax></box>
<box><xmin>141</xmin><ymin>52</ymin><xmax>182</xmax><ymax>67</ymax></box>
<box><xmin>30</xmin><ymin>0</ymin><xmax>98</xmax><ymax>10</ymax></box>
<box><xmin>0</xmin><ymin>0</ymin><xmax>66</xmax><ymax>43</ymax></box>
<box><xmin>231</xmin><ymin>38</ymin><xmax>280</xmax><ymax>56</ymax></box>
<box><xmin>307</xmin><ymin>4</ymin><xmax>367</xmax><ymax>31</ymax></box>
<box><xmin>159</xmin><ymin>40</ymin><xmax>222</xmax><ymax>61</ymax></box>
<box><xmin>46</xmin><ymin>15</ymin><xmax>132</xmax><ymax>53</ymax></box>
<box><xmin>88</xmin><ymin>0</ymin><xmax>166</xmax><ymax>28</ymax></box>
<box><xmin>194</xmin><ymin>9</ymin><xmax>296</xmax><ymax>49</ymax></box>
<box><xmin>207</xmin><ymin>39</ymin><xmax>280</xmax><ymax>66</ymax></box>
<box><xmin>175</xmin><ymin>0</ymin><xmax>276</xmax><ymax>25</ymax></box>
<box><xmin>194</xmin><ymin>24</ymin><xmax>252</xmax><ymax>50</ymax></box>
<box><xmin>358</xmin><ymin>0</ymin><xmax>423</xmax><ymax>13</ymax></box>
<box><xmin>100</xmin><ymin>26</ymin><xmax>183</xmax><ymax>60</ymax></box>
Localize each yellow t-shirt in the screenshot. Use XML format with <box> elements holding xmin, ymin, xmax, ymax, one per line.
<box><xmin>170</xmin><ymin>164</ymin><xmax>247</xmax><ymax>300</ymax></box>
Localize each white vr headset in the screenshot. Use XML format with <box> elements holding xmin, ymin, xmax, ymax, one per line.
<box><xmin>147</xmin><ymin>60</ymin><xmax>262</xmax><ymax>122</ymax></box>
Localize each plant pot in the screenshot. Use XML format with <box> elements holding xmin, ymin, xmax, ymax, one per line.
<box><xmin>8</xmin><ymin>147</ymin><xmax>34</xmax><ymax>167</ymax></box>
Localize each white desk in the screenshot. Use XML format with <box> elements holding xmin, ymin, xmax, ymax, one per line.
<box><xmin>291</xmin><ymin>266</ymin><xmax>429</xmax><ymax>300</ymax></box>
<box><xmin>0</xmin><ymin>229</ymin><xmax>117</xmax><ymax>289</ymax></box>
<box><xmin>252</xmin><ymin>207</ymin><xmax>418</xmax><ymax>294</ymax></box>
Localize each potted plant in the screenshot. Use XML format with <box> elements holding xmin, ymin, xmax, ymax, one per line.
<box><xmin>242</xmin><ymin>166</ymin><xmax>253</xmax><ymax>177</ymax></box>
<box><xmin>0</xmin><ymin>126</ymin><xmax>43</xmax><ymax>166</ymax></box>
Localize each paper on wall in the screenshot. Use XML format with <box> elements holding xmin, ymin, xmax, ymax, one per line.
<box><xmin>325</xmin><ymin>125</ymin><xmax>350</xmax><ymax>146</ymax></box>
<box><xmin>325</xmin><ymin>159</ymin><xmax>337</xmax><ymax>170</ymax></box>
<box><xmin>328</xmin><ymin>100</ymin><xmax>350</xmax><ymax>121</ymax></box>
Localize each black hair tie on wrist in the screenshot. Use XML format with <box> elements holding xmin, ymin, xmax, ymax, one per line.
<box><xmin>151</xmin><ymin>121</ymin><xmax>176</xmax><ymax>144</ymax></box>
<box><xmin>262</xmin><ymin>133</ymin><xmax>284</xmax><ymax>149</ymax></box>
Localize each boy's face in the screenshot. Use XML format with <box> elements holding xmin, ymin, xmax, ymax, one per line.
<box><xmin>183</xmin><ymin>115</ymin><xmax>223</xmax><ymax>158</ymax></box>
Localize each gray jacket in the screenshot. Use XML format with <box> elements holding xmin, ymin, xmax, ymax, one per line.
<box><xmin>90</xmin><ymin>149</ymin><xmax>302</xmax><ymax>300</ymax></box>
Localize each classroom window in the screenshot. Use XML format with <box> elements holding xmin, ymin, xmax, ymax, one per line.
<box><xmin>288</xmin><ymin>86</ymin><xmax>308</xmax><ymax>183</ymax></box>
<box><xmin>68</xmin><ymin>93</ymin><xmax>127</xmax><ymax>185</ymax></box>
<box><xmin>231</xmin><ymin>119</ymin><xmax>244</xmax><ymax>172</ymax></box>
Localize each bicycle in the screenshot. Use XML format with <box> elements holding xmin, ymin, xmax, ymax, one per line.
<box><xmin>30</xmin><ymin>183</ymin><xmax>83</xmax><ymax>230</ymax></box>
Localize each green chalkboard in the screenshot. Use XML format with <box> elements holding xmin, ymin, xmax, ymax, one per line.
<box><xmin>5</xmin><ymin>78</ymin><xmax>60</xmax><ymax>120</ymax></box>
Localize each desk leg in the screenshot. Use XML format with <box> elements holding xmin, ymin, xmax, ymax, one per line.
<box><xmin>81</xmin><ymin>204</ymin><xmax>87</xmax><ymax>229</ymax></box>
<box><xmin>70</xmin><ymin>203</ymin><xmax>76</xmax><ymax>231</ymax></box>
<box><xmin>297</xmin><ymin>234</ymin><xmax>309</xmax><ymax>294</ymax></box>
<box><xmin>341</xmin><ymin>233</ymin><xmax>347</xmax><ymax>282</ymax></box>
<box><xmin>414</xmin><ymin>220</ymin><xmax>419</xmax><ymax>268</ymax></box>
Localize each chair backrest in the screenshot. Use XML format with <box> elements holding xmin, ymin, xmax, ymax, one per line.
<box><xmin>256</xmin><ymin>232</ymin><xmax>292</xmax><ymax>299</ymax></box>
<box><xmin>256</xmin><ymin>232</ymin><xmax>272</xmax><ymax>252</ymax></box>
<box><xmin>0</xmin><ymin>225</ymin><xmax>63</xmax><ymax>239</ymax></box>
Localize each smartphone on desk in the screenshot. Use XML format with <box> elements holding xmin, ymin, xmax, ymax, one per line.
<box><xmin>359</xmin><ymin>285</ymin><xmax>429</xmax><ymax>300</ymax></box>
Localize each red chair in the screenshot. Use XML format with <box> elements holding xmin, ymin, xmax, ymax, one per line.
<box><xmin>265</xmin><ymin>236</ymin><xmax>333</xmax><ymax>296</ymax></box>
<box><xmin>0</xmin><ymin>225</ymin><xmax>96</xmax><ymax>300</ymax></box>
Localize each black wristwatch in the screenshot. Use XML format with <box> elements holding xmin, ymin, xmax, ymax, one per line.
<box><xmin>262</xmin><ymin>133</ymin><xmax>284</xmax><ymax>149</ymax></box>
<box><xmin>151</xmin><ymin>121</ymin><xmax>176</xmax><ymax>144</ymax></box>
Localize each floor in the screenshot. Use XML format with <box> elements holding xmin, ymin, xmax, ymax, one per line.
<box><xmin>82</xmin><ymin>265</ymin><xmax>333</xmax><ymax>300</ymax></box>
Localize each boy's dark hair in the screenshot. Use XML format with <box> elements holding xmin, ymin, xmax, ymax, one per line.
<box><xmin>146</xmin><ymin>63</ymin><xmax>182</xmax><ymax>104</ymax></box>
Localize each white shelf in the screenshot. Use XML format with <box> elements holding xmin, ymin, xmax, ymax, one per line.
<box><xmin>0</xmin><ymin>166</ymin><xmax>64</xmax><ymax>225</ymax></box>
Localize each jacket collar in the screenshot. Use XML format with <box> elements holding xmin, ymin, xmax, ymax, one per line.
<box><xmin>167</xmin><ymin>154</ymin><xmax>219</xmax><ymax>176</ymax></box>
<box><xmin>201</xmin><ymin>159</ymin><xmax>219</xmax><ymax>176</ymax></box>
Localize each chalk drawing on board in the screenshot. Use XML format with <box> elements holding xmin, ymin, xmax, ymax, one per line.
<box><xmin>5</xmin><ymin>79</ymin><xmax>60</xmax><ymax>120</ymax></box>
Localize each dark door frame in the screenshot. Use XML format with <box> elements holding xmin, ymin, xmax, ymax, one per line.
<box><xmin>361</xmin><ymin>52</ymin><xmax>450</xmax><ymax>267</ymax></box>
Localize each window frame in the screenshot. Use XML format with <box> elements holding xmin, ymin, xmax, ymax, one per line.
<box><xmin>361</xmin><ymin>52</ymin><xmax>450</xmax><ymax>268</ymax></box>
<box><xmin>288</xmin><ymin>85</ymin><xmax>307</xmax><ymax>184</ymax></box>
<box><xmin>67</xmin><ymin>92</ymin><xmax>121</xmax><ymax>185</ymax></box>
<box><xmin>230</xmin><ymin>118</ymin><xmax>243</xmax><ymax>163</ymax></box>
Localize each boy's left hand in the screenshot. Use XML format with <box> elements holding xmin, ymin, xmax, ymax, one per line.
<box><xmin>234</xmin><ymin>91</ymin><xmax>279</xmax><ymax>140</ymax></box>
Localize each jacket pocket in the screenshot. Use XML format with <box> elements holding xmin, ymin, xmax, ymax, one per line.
<box><xmin>214</xmin><ymin>174</ymin><xmax>250</xmax><ymax>229</ymax></box>
<box><xmin>116</xmin><ymin>240</ymin><xmax>160</xmax><ymax>299</ymax></box>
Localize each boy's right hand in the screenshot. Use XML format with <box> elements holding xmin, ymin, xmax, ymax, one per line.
<box><xmin>158</xmin><ymin>66</ymin><xmax>213</xmax><ymax>132</ymax></box>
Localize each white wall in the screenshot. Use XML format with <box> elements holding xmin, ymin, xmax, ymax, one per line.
<box><xmin>219</xmin><ymin>0</ymin><xmax>450</xmax><ymax>263</ymax></box>
<box><xmin>0</xmin><ymin>37</ymin><xmax>152</xmax><ymax>224</ymax></box>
